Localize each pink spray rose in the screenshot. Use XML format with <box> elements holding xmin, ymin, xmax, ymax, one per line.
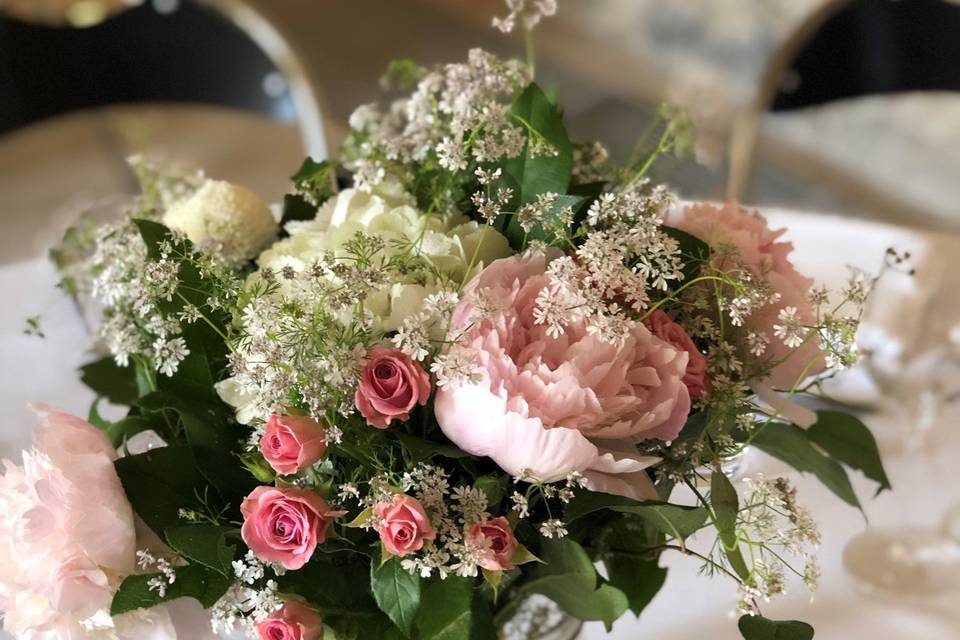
<box><xmin>260</xmin><ymin>414</ymin><xmax>328</xmax><ymax>476</ymax></box>
<box><xmin>0</xmin><ymin>405</ymin><xmax>138</xmax><ymax>637</ymax></box>
<box><xmin>355</xmin><ymin>347</ymin><xmax>431</xmax><ymax>428</ymax></box>
<box><xmin>373</xmin><ymin>494</ymin><xmax>436</xmax><ymax>557</ymax></box>
<box><xmin>434</xmin><ymin>251</ymin><xmax>691</xmax><ymax>501</ymax></box>
<box><xmin>672</xmin><ymin>202</ymin><xmax>825</xmax><ymax>388</ymax></box>
<box><xmin>241</xmin><ymin>486</ymin><xmax>339</xmax><ymax>570</ymax></box>
<box><xmin>256</xmin><ymin>601</ymin><xmax>323</xmax><ymax>640</ymax></box>
<box><xmin>466</xmin><ymin>517</ymin><xmax>519</xmax><ymax>571</ymax></box>
<box><xmin>644</xmin><ymin>309</ymin><xmax>710</xmax><ymax>400</ymax></box>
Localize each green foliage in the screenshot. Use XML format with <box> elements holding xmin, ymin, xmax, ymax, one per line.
<box><xmin>164</xmin><ymin>523</ymin><xmax>237</xmax><ymax>576</ymax></box>
<box><xmin>749</xmin><ymin>422</ymin><xmax>861</xmax><ymax>510</ymax></box>
<box><xmin>565</xmin><ymin>490</ymin><xmax>709</xmax><ymax>541</ymax></box>
<box><xmin>523</xmin><ymin>538</ymin><xmax>628</xmax><ymax>629</ymax></box>
<box><xmin>111</xmin><ymin>564</ymin><xmax>231</xmax><ymax>616</ymax></box>
<box><xmin>371</xmin><ymin>554</ymin><xmax>422</xmax><ymax>638</ymax></box>
<box><xmin>738</xmin><ymin>615</ymin><xmax>815</xmax><ymax>640</ymax></box>
<box><xmin>79</xmin><ymin>356</ymin><xmax>138</xmax><ymax>405</ymax></box>
<box><xmin>281</xmin><ymin>158</ymin><xmax>337</xmax><ymax>229</ymax></box>
<box><xmin>415</xmin><ymin>576</ymin><xmax>475</xmax><ymax>640</ymax></box>
<box><xmin>603</xmin><ymin>555</ymin><xmax>666</xmax><ymax>617</ymax></box>
<box><xmin>807</xmin><ymin>411</ymin><xmax>891</xmax><ymax>494</ymax></box>
<box><xmin>711</xmin><ymin>472</ymin><xmax>750</xmax><ymax>580</ymax></box>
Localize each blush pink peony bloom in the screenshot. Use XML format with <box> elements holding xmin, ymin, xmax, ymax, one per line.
<box><xmin>644</xmin><ymin>309</ymin><xmax>710</xmax><ymax>400</ymax></box>
<box><xmin>434</xmin><ymin>251</ymin><xmax>691</xmax><ymax>500</ymax></box>
<box><xmin>355</xmin><ymin>348</ymin><xmax>431</xmax><ymax>428</ymax></box>
<box><xmin>0</xmin><ymin>404</ymin><xmax>139</xmax><ymax>637</ymax></box>
<box><xmin>260</xmin><ymin>414</ymin><xmax>328</xmax><ymax>476</ymax></box>
<box><xmin>373</xmin><ymin>494</ymin><xmax>436</xmax><ymax>557</ymax></box>
<box><xmin>672</xmin><ymin>202</ymin><xmax>825</xmax><ymax>388</ymax></box>
<box><xmin>466</xmin><ymin>517</ymin><xmax>518</xmax><ymax>571</ymax></box>
<box><xmin>255</xmin><ymin>601</ymin><xmax>323</xmax><ymax>640</ymax></box>
<box><xmin>241</xmin><ymin>486</ymin><xmax>339</xmax><ymax>570</ymax></box>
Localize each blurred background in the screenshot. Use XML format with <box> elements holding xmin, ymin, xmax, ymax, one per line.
<box><xmin>2</xmin><ymin>1</ymin><xmax>960</xmax><ymax>639</ymax></box>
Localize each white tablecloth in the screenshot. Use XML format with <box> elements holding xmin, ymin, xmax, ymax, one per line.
<box><xmin>3</xmin><ymin>116</ymin><xmax>960</xmax><ymax>639</ymax></box>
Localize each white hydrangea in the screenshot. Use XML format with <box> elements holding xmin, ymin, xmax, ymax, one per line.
<box><xmin>255</xmin><ymin>180</ymin><xmax>510</xmax><ymax>331</ymax></box>
<box><xmin>162</xmin><ymin>179</ymin><xmax>278</xmax><ymax>263</ymax></box>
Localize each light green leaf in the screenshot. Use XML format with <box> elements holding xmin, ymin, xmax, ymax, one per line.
<box><xmin>738</xmin><ymin>615</ymin><xmax>815</xmax><ymax>640</ymax></box>
<box><xmin>711</xmin><ymin>472</ymin><xmax>750</xmax><ymax>580</ymax></box>
<box><xmin>807</xmin><ymin>411</ymin><xmax>891</xmax><ymax>494</ymax></box>
<box><xmin>750</xmin><ymin>422</ymin><xmax>861</xmax><ymax>510</ymax></box>
<box><xmin>370</xmin><ymin>554</ymin><xmax>421</xmax><ymax>638</ymax></box>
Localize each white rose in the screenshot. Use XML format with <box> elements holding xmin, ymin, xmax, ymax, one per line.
<box><xmin>162</xmin><ymin>179</ymin><xmax>278</xmax><ymax>262</ymax></box>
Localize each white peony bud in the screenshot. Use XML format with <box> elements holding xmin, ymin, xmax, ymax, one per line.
<box><xmin>162</xmin><ymin>179</ymin><xmax>278</xmax><ymax>262</ymax></box>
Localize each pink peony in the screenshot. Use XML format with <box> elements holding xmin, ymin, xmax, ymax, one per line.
<box><xmin>465</xmin><ymin>517</ymin><xmax>518</xmax><ymax>571</ymax></box>
<box><xmin>260</xmin><ymin>414</ymin><xmax>328</xmax><ymax>476</ymax></box>
<box><xmin>355</xmin><ymin>348</ymin><xmax>431</xmax><ymax>428</ymax></box>
<box><xmin>241</xmin><ymin>486</ymin><xmax>338</xmax><ymax>570</ymax></box>
<box><xmin>672</xmin><ymin>202</ymin><xmax>825</xmax><ymax>388</ymax></box>
<box><xmin>373</xmin><ymin>494</ymin><xmax>436</xmax><ymax>557</ymax></box>
<box><xmin>256</xmin><ymin>601</ymin><xmax>323</xmax><ymax>640</ymax></box>
<box><xmin>644</xmin><ymin>309</ymin><xmax>710</xmax><ymax>400</ymax></box>
<box><xmin>434</xmin><ymin>251</ymin><xmax>691</xmax><ymax>500</ymax></box>
<box><xmin>0</xmin><ymin>405</ymin><xmax>135</xmax><ymax>637</ymax></box>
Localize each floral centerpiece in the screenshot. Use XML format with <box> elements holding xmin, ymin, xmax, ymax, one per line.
<box><xmin>3</xmin><ymin>3</ymin><xmax>899</xmax><ymax>639</ymax></box>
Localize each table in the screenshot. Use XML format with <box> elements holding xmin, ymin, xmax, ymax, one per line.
<box><xmin>3</xmin><ymin>111</ymin><xmax>959</xmax><ymax>637</ymax></box>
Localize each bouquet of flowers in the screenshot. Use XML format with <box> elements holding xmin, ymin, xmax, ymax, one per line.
<box><xmin>3</xmin><ymin>3</ymin><xmax>899</xmax><ymax>639</ymax></box>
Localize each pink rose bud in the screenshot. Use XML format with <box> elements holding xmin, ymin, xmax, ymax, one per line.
<box><xmin>374</xmin><ymin>494</ymin><xmax>436</xmax><ymax>557</ymax></box>
<box><xmin>241</xmin><ymin>486</ymin><xmax>339</xmax><ymax>570</ymax></box>
<box><xmin>260</xmin><ymin>414</ymin><xmax>328</xmax><ymax>476</ymax></box>
<box><xmin>466</xmin><ymin>516</ymin><xmax>519</xmax><ymax>571</ymax></box>
<box><xmin>355</xmin><ymin>347</ymin><xmax>431</xmax><ymax>429</ymax></box>
<box><xmin>644</xmin><ymin>309</ymin><xmax>710</xmax><ymax>400</ymax></box>
<box><xmin>256</xmin><ymin>601</ymin><xmax>323</xmax><ymax>640</ymax></box>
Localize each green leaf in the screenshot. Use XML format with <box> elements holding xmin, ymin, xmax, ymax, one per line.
<box><xmin>415</xmin><ymin>576</ymin><xmax>473</xmax><ymax>640</ymax></box>
<box><xmin>603</xmin><ymin>555</ymin><xmax>667</xmax><ymax>617</ymax></box>
<box><xmin>751</xmin><ymin>422</ymin><xmax>861</xmax><ymax>510</ymax></box>
<box><xmin>132</xmin><ymin>218</ymin><xmax>174</xmax><ymax>261</ymax></box>
<box><xmin>807</xmin><ymin>411</ymin><xmax>891</xmax><ymax>494</ymax></box>
<box><xmin>114</xmin><ymin>446</ymin><xmax>213</xmax><ymax>539</ymax></box>
<box><xmin>661</xmin><ymin>225</ymin><xmax>710</xmax><ymax>284</ymax></box>
<box><xmin>511</xmin><ymin>193</ymin><xmax>587</xmax><ymax>248</ymax></box>
<box><xmin>524</xmin><ymin>538</ymin><xmax>629</xmax><ymax>628</ymax></box>
<box><xmin>165</xmin><ymin>524</ymin><xmax>236</xmax><ymax>575</ymax></box>
<box><xmin>278</xmin><ymin>556</ymin><xmax>379</xmax><ymax>613</ymax></box>
<box><xmin>565</xmin><ymin>490</ymin><xmax>709</xmax><ymax>541</ymax></box>
<box><xmin>711</xmin><ymin>472</ymin><xmax>750</xmax><ymax>580</ymax></box>
<box><xmin>738</xmin><ymin>615</ymin><xmax>815</xmax><ymax>640</ymax></box>
<box><xmin>291</xmin><ymin>158</ymin><xmax>336</xmax><ymax>200</ymax></box>
<box><xmin>111</xmin><ymin>563</ymin><xmax>231</xmax><ymax>615</ymax></box>
<box><xmin>395</xmin><ymin>432</ymin><xmax>470</xmax><ymax>461</ymax></box>
<box><xmin>79</xmin><ymin>357</ymin><xmax>138</xmax><ymax>405</ymax></box>
<box><xmin>280</xmin><ymin>193</ymin><xmax>317</xmax><ymax>227</ymax></box>
<box><xmin>370</xmin><ymin>554</ymin><xmax>421</xmax><ymax>638</ymax></box>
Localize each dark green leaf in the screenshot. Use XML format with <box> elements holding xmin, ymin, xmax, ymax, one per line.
<box><xmin>508</xmin><ymin>193</ymin><xmax>587</xmax><ymax>248</ymax></box>
<box><xmin>751</xmin><ymin>422</ymin><xmax>861</xmax><ymax>510</ymax></box>
<box><xmin>662</xmin><ymin>225</ymin><xmax>710</xmax><ymax>284</ymax></box>
<box><xmin>278</xmin><ymin>556</ymin><xmax>379</xmax><ymax>612</ymax></box>
<box><xmin>165</xmin><ymin>524</ymin><xmax>236</xmax><ymax>575</ymax></box>
<box><xmin>525</xmin><ymin>539</ymin><xmax>628</xmax><ymax>628</ymax></box>
<box><xmin>79</xmin><ymin>357</ymin><xmax>138</xmax><ymax>405</ymax></box>
<box><xmin>711</xmin><ymin>472</ymin><xmax>750</xmax><ymax>580</ymax></box>
<box><xmin>565</xmin><ymin>490</ymin><xmax>709</xmax><ymax>540</ymax></box>
<box><xmin>604</xmin><ymin>555</ymin><xmax>666</xmax><ymax>617</ymax></box>
<box><xmin>132</xmin><ymin>218</ymin><xmax>174</xmax><ymax>261</ymax></box>
<box><xmin>114</xmin><ymin>446</ymin><xmax>212</xmax><ymax>538</ymax></box>
<box><xmin>111</xmin><ymin>563</ymin><xmax>231</xmax><ymax>615</ymax></box>
<box><xmin>280</xmin><ymin>193</ymin><xmax>317</xmax><ymax>227</ymax></box>
<box><xmin>415</xmin><ymin>576</ymin><xmax>473</xmax><ymax>640</ymax></box>
<box><xmin>807</xmin><ymin>411</ymin><xmax>891</xmax><ymax>494</ymax></box>
<box><xmin>738</xmin><ymin>615</ymin><xmax>815</xmax><ymax>640</ymax></box>
<box><xmin>371</xmin><ymin>554</ymin><xmax>421</xmax><ymax>637</ymax></box>
<box><xmin>395</xmin><ymin>432</ymin><xmax>470</xmax><ymax>461</ymax></box>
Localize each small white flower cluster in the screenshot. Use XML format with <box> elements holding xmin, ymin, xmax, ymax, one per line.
<box><xmin>509</xmin><ymin>471</ymin><xmax>587</xmax><ymax>538</ymax></box>
<box><xmin>346</xmin><ymin>48</ymin><xmax>527</xmax><ymax>191</ymax></box>
<box><xmin>491</xmin><ymin>0</ymin><xmax>558</xmax><ymax>34</ymax></box>
<box><xmin>136</xmin><ymin>550</ymin><xmax>178</xmax><ymax>598</ymax></box>
<box><xmin>210</xmin><ymin>552</ymin><xmax>284</xmax><ymax>636</ymax></box>
<box><xmin>735</xmin><ymin>476</ymin><xmax>821</xmax><ymax>615</ymax></box>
